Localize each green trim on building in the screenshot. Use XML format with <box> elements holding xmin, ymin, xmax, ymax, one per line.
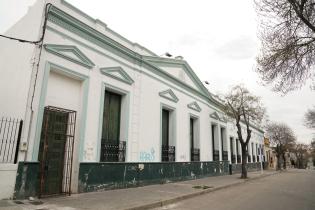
<box><xmin>159</xmin><ymin>89</ymin><xmax>179</xmax><ymax>103</ymax></box>
<box><xmin>46</xmin><ymin>6</ymin><xmax>220</xmax><ymax>108</ymax></box>
<box><xmin>100</xmin><ymin>66</ymin><xmax>134</xmax><ymax>85</ymax></box>
<box><xmin>45</xmin><ymin>26</ymin><xmax>225</xmax><ymax>119</ymax></box>
<box><xmin>210</xmin><ymin>111</ymin><xmax>220</xmax><ymax>120</ymax></box>
<box><xmin>187</xmin><ymin>101</ymin><xmax>202</xmax><ymax>112</ymax></box>
<box><xmin>44</xmin><ymin>44</ymin><xmax>95</xmax><ymax>69</ymax></box>
<box><xmin>143</xmin><ymin>56</ymin><xmax>210</xmax><ymax>97</ymax></box>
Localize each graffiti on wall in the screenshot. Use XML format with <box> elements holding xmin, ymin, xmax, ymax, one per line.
<box><xmin>140</xmin><ymin>148</ymin><xmax>155</xmax><ymax>161</ymax></box>
<box><xmin>84</xmin><ymin>146</ymin><xmax>94</xmax><ymax>161</ymax></box>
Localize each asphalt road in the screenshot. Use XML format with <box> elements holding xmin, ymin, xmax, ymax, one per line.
<box><xmin>156</xmin><ymin>169</ymin><xmax>315</xmax><ymax>210</ymax></box>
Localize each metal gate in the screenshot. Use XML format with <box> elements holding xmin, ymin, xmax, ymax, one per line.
<box><xmin>38</xmin><ymin>106</ymin><xmax>76</xmax><ymax>197</ymax></box>
<box><xmin>0</xmin><ymin>117</ymin><xmax>23</xmax><ymax>164</ymax></box>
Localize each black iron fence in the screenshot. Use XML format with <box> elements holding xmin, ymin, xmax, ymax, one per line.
<box><xmin>100</xmin><ymin>141</ymin><xmax>126</xmax><ymax>162</ymax></box>
<box><xmin>248</xmin><ymin>155</ymin><xmax>251</xmax><ymax>163</ymax></box>
<box><xmin>213</xmin><ymin>150</ymin><xmax>220</xmax><ymax>161</ymax></box>
<box><xmin>222</xmin><ymin>151</ymin><xmax>228</xmax><ymax>161</ymax></box>
<box><xmin>231</xmin><ymin>154</ymin><xmax>236</xmax><ymax>163</ymax></box>
<box><xmin>0</xmin><ymin>117</ymin><xmax>23</xmax><ymax>164</ymax></box>
<box><xmin>162</xmin><ymin>145</ymin><xmax>175</xmax><ymax>162</ymax></box>
<box><xmin>191</xmin><ymin>148</ymin><xmax>200</xmax><ymax>161</ymax></box>
<box><xmin>237</xmin><ymin>155</ymin><xmax>241</xmax><ymax>163</ymax></box>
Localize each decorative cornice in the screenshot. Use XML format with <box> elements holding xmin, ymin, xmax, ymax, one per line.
<box><xmin>159</xmin><ymin>89</ymin><xmax>179</xmax><ymax>103</ymax></box>
<box><xmin>46</xmin><ymin>5</ymin><xmax>263</xmax><ymax>135</ymax></box>
<box><xmin>44</xmin><ymin>44</ymin><xmax>94</xmax><ymax>69</ymax></box>
<box><xmin>48</xmin><ymin>6</ymin><xmax>260</xmax><ymax>131</ymax></box>
<box><xmin>47</xmin><ymin>6</ymin><xmax>215</xmax><ymax>104</ymax></box>
<box><xmin>187</xmin><ymin>101</ymin><xmax>202</xmax><ymax>112</ymax></box>
<box><xmin>99</xmin><ymin>66</ymin><xmax>134</xmax><ymax>85</ymax></box>
<box><xmin>143</xmin><ymin>56</ymin><xmax>209</xmax><ymax>96</ymax></box>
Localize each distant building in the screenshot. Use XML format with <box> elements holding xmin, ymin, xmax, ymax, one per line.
<box><xmin>264</xmin><ymin>138</ymin><xmax>277</xmax><ymax>169</ymax></box>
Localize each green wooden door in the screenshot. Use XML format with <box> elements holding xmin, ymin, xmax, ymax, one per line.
<box><xmin>39</xmin><ymin>109</ymin><xmax>69</xmax><ymax>195</ymax></box>
<box><xmin>101</xmin><ymin>91</ymin><xmax>121</xmax><ymax>161</ymax></box>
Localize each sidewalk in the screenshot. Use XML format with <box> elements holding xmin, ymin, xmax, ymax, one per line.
<box><xmin>0</xmin><ymin>170</ymin><xmax>278</xmax><ymax>210</ymax></box>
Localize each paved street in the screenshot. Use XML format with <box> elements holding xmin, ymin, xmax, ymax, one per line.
<box><xmin>156</xmin><ymin>169</ymin><xmax>315</xmax><ymax>210</ymax></box>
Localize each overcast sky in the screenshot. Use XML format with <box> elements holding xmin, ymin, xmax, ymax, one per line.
<box><xmin>1</xmin><ymin>0</ymin><xmax>314</xmax><ymax>144</ymax></box>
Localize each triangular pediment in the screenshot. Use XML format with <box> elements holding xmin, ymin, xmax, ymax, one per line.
<box><xmin>159</xmin><ymin>89</ymin><xmax>179</xmax><ymax>103</ymax></box>
<box><xmin>100</xmin><ymin>66</ymin><xmax>134</xmax><ymax>85</ymax></box>
<box><xmin>187</xmin><ymin>101</ymin><xmax>201</xmax><ymax>112</ymax></box>
<box><xmin>143</xmin><ymin>56</ymin><xmax>209</xmax><ymax>96</ymax></box>
<box><xmin>210</xmin><ymin>111</ymin><xmax>227</xmax><ymax>123</ymax></box>
<box><xmin>44</xmin><ymin>44</ymin><xmax>94</xmax><ymax>69</ymax></box>
<box><xmin>210</xmin><ymin>111</ymin><xmax>220</xmax><ymax>120</ymax></box>
<box><xmin>219</xmin><ymin>116</ymin><xmax>227</xmax><ymax>123</ymax></box>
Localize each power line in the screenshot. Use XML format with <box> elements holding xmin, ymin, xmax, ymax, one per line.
<box><xmin>0</xmin><ymin>34</ymin><xmax>41</xmax><ymax>44</ymax></box>
<box><xmin>0</xmin><ymin>3</ymin><xmax>52</xmax><ymax>45</ymax></box>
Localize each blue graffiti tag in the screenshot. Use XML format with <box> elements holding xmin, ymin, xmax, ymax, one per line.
<box><xmin>139</xmin><ymin>148</ymin><xmax>155</xmax><ymax>161</ymax></box>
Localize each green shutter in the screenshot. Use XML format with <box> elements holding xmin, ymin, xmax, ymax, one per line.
<box><xmin>102</xmin><ymin>91</ymin><xmax>121</xmax><ymax>145</ymax></box>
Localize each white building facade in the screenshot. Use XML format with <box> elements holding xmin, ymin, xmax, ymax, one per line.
<box><xmin>0</xmin><ymin>0</ymin><xmax>265</xmax><ymax>199</ymax></box>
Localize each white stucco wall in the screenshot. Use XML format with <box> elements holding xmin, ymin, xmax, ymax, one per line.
<box><xmin>0</xmin><ymin>164</ymin><xmax>18</xmax><ymax>199</ymax></box>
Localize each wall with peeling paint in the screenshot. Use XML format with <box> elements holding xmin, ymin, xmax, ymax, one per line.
<box><xmin>14</xmin><ymin>162</ymin><xmax>39</xmax><ymax>200</ymax></box>
<box><xmin>231</xmin><ymin>162</ymin><xmax>262</xmax><ymax>174</ymax></box>
<box><xmin>78</xmin><ymin>161</ymin><xmax>229</xmax><ymax>193</ymax></box>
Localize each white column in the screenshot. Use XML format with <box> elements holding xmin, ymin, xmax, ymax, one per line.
<box><xmin>218</xmin><ymin>126</ymin><xmax>222</xmax><ymax>161</ymax></box>
<box><xmin>254</xmin><ymin>142</ymin><xmax>258</xmax><ymax>162</ymax></box>
<box><xmin>233</xmin><ymin>138</ymin><xmax>237</xmax><ymax>163</ymax></box>
<box><xmin>227</xmin><ymin>136</ymin><xmax>231</xmax><ymax>162</ymax></box>
<box><xmin>249</xmin><ymin>141</ymin><xmax>252</xmax><ymax>162</ymax></box>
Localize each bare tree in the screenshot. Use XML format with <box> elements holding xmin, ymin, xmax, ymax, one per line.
<box><xmin>255</xmin><ymin>0</ymin><xmax>315</xmax><ymax>94</ymax></box>
<box><xmin>266</xmin><ymin>122</ymin><xmax>296</xmax><ymax>170</ymax></box>
<box><xmin>304</xmin><ymin>106</ymin><xmax>315</xmax><ymax>129</ymax></box>
<box><xmin>292</xmin><ymin>143</ymin><xmax>309</xmax><ymax>168</ymax></box>
<box><xmin>224</xmin><ymin>85</ymin><xmax>266</xmax><ymax>178</ymax></box>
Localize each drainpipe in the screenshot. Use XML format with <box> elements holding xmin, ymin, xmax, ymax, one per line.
<box><xmin>23</xmin><ymin>2</ymin><xmax>52</xmax><ymax>162</ymax></box>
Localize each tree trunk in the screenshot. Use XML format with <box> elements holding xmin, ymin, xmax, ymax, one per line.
<box><xmin>282</xmin><ymin>153</ymin><xmax>287</xmax><ymax>169</ymax></box>
<box><xmin>276</xmin><ymin>154</ymin><xmax>281</xmax><ymax>170</ymax></box>
<box><xmin>241</xmin><ymin>146</ymin><xmax>248</xmax><ymax>179</ymax></box>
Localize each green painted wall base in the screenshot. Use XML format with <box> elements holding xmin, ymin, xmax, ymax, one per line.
<box><xmin>231</xmin><ymin>162</ymin><xmax>265</xmax><ymax>174</ymax></box>
<box><xmin>78</xmin><ymin>161</ymin><xmax>229</xmax><ymax>193</ymax></box>
<box><xmin>15</xmin><ymin>161</ymin><xmax>268</xmax><ymax>198</ymax></box>
<box><xmin>14</xmin><ymin>162</ymin><xmax>39</xmax><ymax>200</ymax></box>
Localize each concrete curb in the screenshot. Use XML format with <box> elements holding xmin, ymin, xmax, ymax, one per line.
<box><xmin>126</xmin><ymin>171</ymin><xmax>280</xmax><ymax>210</ymax></box>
